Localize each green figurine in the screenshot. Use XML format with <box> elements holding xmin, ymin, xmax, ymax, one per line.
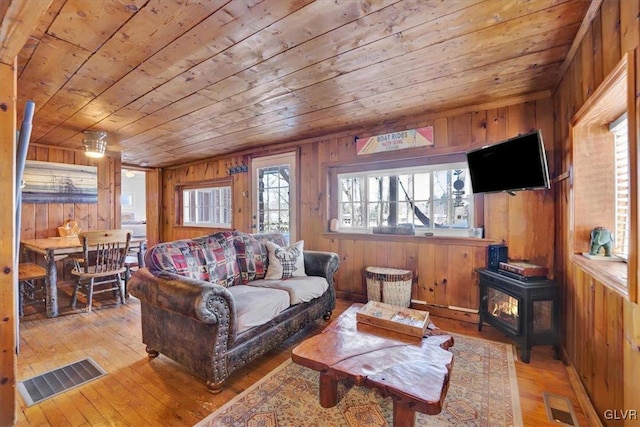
<box><xmin>589</xmin><ymin>227</ymin><xmax>613</xmax><ymax>256</ymax></box>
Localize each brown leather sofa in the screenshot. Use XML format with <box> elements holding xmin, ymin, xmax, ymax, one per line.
<box><xmin>128</xmin><ymin>231</ymin><xmax>339</xmax><ymax>392</ymax></box>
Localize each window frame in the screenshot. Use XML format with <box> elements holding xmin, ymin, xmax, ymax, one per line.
<box><xmin>251</xmin><ymin>151</ymin><xmax>297</xmax><ymax>241</ymax></box>
<box><xmin>175</xmin><ymin>178</ymin><xmax>233</xmax><ymax>229</ymax></box>
<box><xmin>569</xmin><ymin>51</ymin><xmax>636</xmax><ymax>302</ymax></box>
<box><xmin>610</xmin><ymin>113</ymin><xmax>629</xmax><ymax>260</ymax></box>
<box><xmin>329</xmin><ymin>154</ymin><xmax>474</xmax><ymax>237</ymax></box>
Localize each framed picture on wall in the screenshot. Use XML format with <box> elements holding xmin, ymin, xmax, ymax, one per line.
<box><xmin>22</xmin><ymin>160</ymin><xmax>98</xmax><ymax>204</ymax></box>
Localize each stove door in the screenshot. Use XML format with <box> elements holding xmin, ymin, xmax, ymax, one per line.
<box><xmin>483</xmin><ymin>285</ymin><xmax>521</xmax><ymax>335</ymax></box>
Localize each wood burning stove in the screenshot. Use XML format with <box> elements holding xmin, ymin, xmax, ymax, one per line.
<box><xmin>477</xmin><ymin>269</ymin><xmax>561</xmax><ymax>363</ymax></box>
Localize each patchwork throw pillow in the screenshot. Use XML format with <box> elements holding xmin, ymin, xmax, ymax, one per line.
<box><xmin>196</xmin><ymin>231</ymin><xmax>241</xmax><ymax>287</ymax></box>
<box><xmin>233</xmin><ymin>231</ymin><xmax>266</xmax><ymax>283</ymax></box>
<box><xmin>265</xmin><ymin>240</ymin><xmax>306</xmax><ymax>280</ymax></box>
<box><xmin>253</xmin><ymin>233</ymin><xmax>288</xmax><ymax>267</ymax></box>
<box><xmin>146</xmin><ymin>240</ymin><xmax>209</xmax><ymax>281</ymax></box>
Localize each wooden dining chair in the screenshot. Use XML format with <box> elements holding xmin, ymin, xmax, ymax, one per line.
<box><xmin>18</xmin><ymin>262</ymin><xmax>47</xmax><ymax>316</ymax></box>
<box><xmin>71</xmin><ymin>229</ymin><xmax>131</xmax><ymax>312</ymax></box>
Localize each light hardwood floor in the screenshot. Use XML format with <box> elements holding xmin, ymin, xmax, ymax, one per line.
<box><xmin>15</xmin><ymin>292</ymin><xmax>587</xmax><ymax>426</ymax></box>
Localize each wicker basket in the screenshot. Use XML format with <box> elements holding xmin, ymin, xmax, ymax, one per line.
<box><xmin>365</xmin><ymin>266</ymin><xmax>413</xmax><ymax>307</ymax></box>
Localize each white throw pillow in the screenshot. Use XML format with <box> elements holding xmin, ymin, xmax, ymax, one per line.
<box><xmin>265</xmin><ymin>240</ymin><xmax>306</xmax><ymax>279</ymax></box>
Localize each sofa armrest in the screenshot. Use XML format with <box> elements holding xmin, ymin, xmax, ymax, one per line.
<box><xmin>128</xmin><ymin>268</ymin><xmax>236</xmax><ymax>330</ymax></box>
<box><xmin>304</xmin><ymin>250</ymin><xmax>339</xmax><ymax>286</ymax></box>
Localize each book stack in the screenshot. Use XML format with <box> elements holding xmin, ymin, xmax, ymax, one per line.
<box><xmin>498</xmin><ymin>261</ymin><xmax>548</xmax><ymax>281</ymax></box>
<box><xmin>356</xmin><ymin>301</ymin><xmax>429</xmax><ymax>338</ymax></box>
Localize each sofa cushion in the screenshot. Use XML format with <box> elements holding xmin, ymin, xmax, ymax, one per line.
<box><xmin>226</xmin><ymin>285</ymin><xmax>290</xmax><ymax>333</ymax></box>
<box><xmin>247</xmin><ymin>276</ymin><xmax>328</xmax><ymax>305</ymax></box>
<box><xmin>145</xmin><ymin>231</ymin><xmax>241</xmax><ymax>286</ymax></box>
<box><xmin>233</xmin><ymin>232</ymin><xmax>266</xmax><ymax>283</ymax></box>
<box><xmin>233</xmin><ymin>231</ymin><xmax>289</xmax><ymax>283</ymax></box>
<box><xmin>250</xmin><ymin>232</ymin><xmax>288</xmax><ymax>248</ymax></box>
<box><xmin>194</xmin><ymin>231</ymin><xmax>241</xmax><ymax>287</ymax></box>
<box><xmin>145</xmin><ymin>239</ymin><xmax>213</xmax><ymax>282</ymax></box>
<box><xmin>265</xmin><ymin>240</ymin><xmax>306</xmax><ymax>279</ymax></box>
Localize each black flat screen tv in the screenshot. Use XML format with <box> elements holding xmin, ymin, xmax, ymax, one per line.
<box><xmin>466</xmin><ymin>130</ymin><xmax>550</xmax><ymax>194</ymax></box>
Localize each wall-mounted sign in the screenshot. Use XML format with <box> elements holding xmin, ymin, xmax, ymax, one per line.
<box><xmin>356</xmin><ymin>126</ymin><xmax>434</xmax><ymax>155</ymax></box>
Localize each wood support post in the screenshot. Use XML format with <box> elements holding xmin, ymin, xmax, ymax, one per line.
<box><xmin>0</xmin><ymin>57</ymin><xmax>17</xmax><ymax>427</ymax></box>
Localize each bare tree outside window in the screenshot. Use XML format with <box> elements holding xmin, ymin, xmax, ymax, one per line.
<box><xmin>337</xmin><ymin>163</ymin><xmax>471</xmax><ymax>235</ymax></box>
<box><xmin>257</xmin><ymin>166</ymin><xmax>290</xmax><ymax>233</ymax></box>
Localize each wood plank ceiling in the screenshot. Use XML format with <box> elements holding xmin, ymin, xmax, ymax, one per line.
<box><xmin>14</xmin><ymin>0</ymin><xmax>591</xmax><ymax>168</ymax></box>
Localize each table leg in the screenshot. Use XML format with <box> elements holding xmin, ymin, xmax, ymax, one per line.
<box><xmin>319</xmin><ymin>371</ymin><xmax>338</xmax><ymax>408</ymax></box>
<box><xmin>45</xmin><ymin>249</ymin><xmax>58</xmax><ymax>318</ymax></box>
<box><xmin>393</xmin><ymin>401</ymin><xmax>416</xmax><ymax>427</ymax></box>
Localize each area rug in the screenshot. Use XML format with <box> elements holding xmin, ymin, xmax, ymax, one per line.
<box><xmin>195</xmin><ymin>333</ymin><xmax>523</xmax><ymax>426</ymax></box>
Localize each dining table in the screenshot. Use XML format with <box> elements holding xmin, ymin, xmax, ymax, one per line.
<box><xmin>20</xmin><ymin>235</ymin><xmax>147</xmax><ymax>318</ymax></box>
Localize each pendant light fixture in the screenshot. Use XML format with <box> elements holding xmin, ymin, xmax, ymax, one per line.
<box><xmin>82</xmin><ymin>130</ymin><xmax>107</xmax><ymax>158</ymax></box>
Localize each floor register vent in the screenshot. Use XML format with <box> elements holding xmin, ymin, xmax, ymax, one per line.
<box><xmin>18</xmin><ymin>357</ymin><xmax>106</xmax><ymax>406</ymax></box>
<box><xmin>543</xmin><ymin>392</ymin><xmax>580</xmax><ymax>426</ymax></box>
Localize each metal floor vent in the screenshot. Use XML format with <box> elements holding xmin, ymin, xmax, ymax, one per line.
<box><xmin>543</xmin><ymin>392</ymin><xmax>580</xmax><ymax>426</ymax></box>
<box><xmin>18</xmin><ymin>358</ymin><xmax>106</xmax><ymax>406</ymax></box>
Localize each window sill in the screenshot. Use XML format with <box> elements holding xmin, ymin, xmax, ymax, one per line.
<box><xmin>320</xmin><ymin>231</ymin><xmax>495</xmax><ymax>246</ymax></box>
<box><xmin>570</xmin><ymin>253</ymin><xmax>628</xmax><ymax>299</ymax></box>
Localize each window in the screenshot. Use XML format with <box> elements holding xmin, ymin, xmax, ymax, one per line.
<box><xmin>611</xmin><ymin>113</ymin><xmax>629</xmax><ymax>259</ymax></box>
<box><xmin>337</xmin><ymin>162</ymin><xmax>472</xmax><ymax>235</ymax></box>
<box><xmin>252</xmin><ymin>152</ymin><xmax>297</xmax><ymax>241</ymax></box>
<box><xmin>182</xmin><ymin>185</ymin><xmax>232</xmax><ymax>227</ymax></box>
<box><xmin>570</xmin><ymin>52</ymin><xmax>633</xmax><ymax>299</ymax></box>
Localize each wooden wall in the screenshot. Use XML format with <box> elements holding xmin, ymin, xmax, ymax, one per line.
<box><xmin>553</xmin><ymin>0</ymin><xmax>640</xmax><ymax>425</ymax></box>
<box><xmin>161</xmin><ymin>98</ymin><xmax>556</xmax><ymax>314</ymax></box>
<box><xmin>19</xmin><ymin>145</ymin><xmax>122</xmax><ymax>279</ymax></box>
<box><xmin>20</xmin><ymin>146</ymin><xmax>121</xmax><ymax>239</ymax></box>
<box><xmin>144</xmin><ymin>167</ymin><xmax>162</xmax><ymax>249</ymax></box>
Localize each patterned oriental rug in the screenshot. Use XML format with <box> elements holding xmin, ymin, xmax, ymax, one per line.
<box><xmin>195</xmin><ymin>333</ymin><xmax>523</xmax><ymax>427</ymax></box>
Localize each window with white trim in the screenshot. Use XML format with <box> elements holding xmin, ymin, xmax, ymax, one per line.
<box><xmin>182</xmin><ymin>185</ymin><xmax>232</xmax><ymax>227</ymax></box>
<box><xmin>337</xmin><ymin>162</ymin><xmax>472</xmax><ymax>235</ymax></box>
<box><xmin>571</xmin><ymin>53</ymin><xmax>631</xmax><ymax>298</ymax></box>
<box><xmin>610</xmin><ymin>113</ymin><xmax>629</xmax><ymax>260</ymax></box>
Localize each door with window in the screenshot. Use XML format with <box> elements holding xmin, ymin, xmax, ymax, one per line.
<box><xmin>252</xmin><ymin>152</ymin><xmax>297</xmax><ymax>242</ymax></box>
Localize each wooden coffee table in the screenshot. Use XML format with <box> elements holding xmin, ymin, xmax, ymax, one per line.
<box><xmin>292</xmin><ymin>303</ymin><xmax>454</xmax><ymax>426</ymax></box>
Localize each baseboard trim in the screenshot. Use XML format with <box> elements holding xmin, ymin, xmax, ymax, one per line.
<box><xmin>565</xmin><ymin>357</ymin><xmax>603</xmax><ymax>427</ymax></box>
<box><xmin>335</xmin><ymin>292</ymin><xmax>367</xmax><ymax>303</ymax></box>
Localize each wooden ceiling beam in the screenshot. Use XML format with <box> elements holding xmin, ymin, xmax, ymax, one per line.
<box><xmin>555</xmin><ymin>0</ymin><xmax>604</xmax><ymax>93</ymax></box>
<box><xmin>0</xmin><ymin>0</ymin><xmax>52</xmax><ymax>66</ymax></box>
